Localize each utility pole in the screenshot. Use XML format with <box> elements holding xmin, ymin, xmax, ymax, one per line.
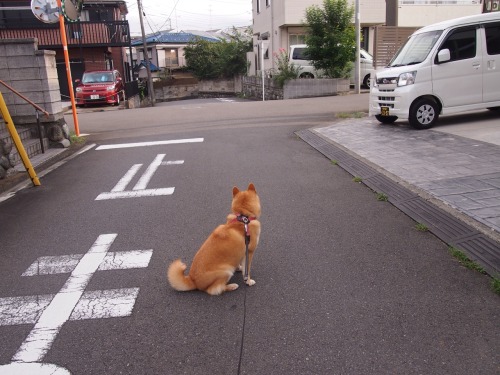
<box><xmin>137</xmin><ymin>0</ymin><xmax>155</xmax><ymax>106</ymax></box>
<box><xmin>354</xmin><ymin>0</ymin><xmax>360</xmax><ymax>94</ymax></box>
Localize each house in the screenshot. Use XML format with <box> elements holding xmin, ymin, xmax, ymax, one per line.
<box><xmin>129</xmin><ymin>31</ymin><xmax>222</xmax><ymax>75</ymax></box>
<box><xmin>0</xmin><ymin>0</ymin><xmax>131</xmax><ymax>99</ymax></box>
<box><xmin>251</xmin><ymin>0</ymin><xmax>483</xmax><ymax>74</ymax></box>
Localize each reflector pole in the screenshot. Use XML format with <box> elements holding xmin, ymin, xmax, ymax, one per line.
<box><xmin>56</xmin><ymin>0</ymin><xmax>80</xmax><ymax>136</ymax></box>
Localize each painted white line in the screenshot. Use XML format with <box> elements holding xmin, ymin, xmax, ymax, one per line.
<box><xmin>0</xmin><ymin>362</ymin><xmax>70</xmax><ymax>374</ymax></box>
<box><xmin>22</xmin><ymin>250</ymin><xmax>153</xmax><ymax>276</ymax></box>
<box><xmin>0</xmin><ymin>295</ymin><xmax>53</xmax><ymax>325</ymax></box>
<box><xmin>133</xmin><ymin>154</ymin><xmax>165</xmax><ymax>191</ymax></box>
<box><xmin>22</xmin><ymin>254</ymin><xmax>83</xmax><ymax>276</ymax></box>
<box><xmin>111</xmin><ymin>164</ymin><xmax>142</xmax><ymax>192</ymax></box>
<box><xmin>95</xmin><ymin>188</ymin><xmax>175</xmax><ymax>200</ymax></box>
<box><xmin>98</xmin><ymin>250</ymin><xmax>153</xmax><ymax>271</ymax></box>
<box><xmin>161</xmin><ymin>160</ymin><xmax>184</xmax><ymax>166</ymax></box>
<box><xmin>12</xmin><ymin>234</ymin><xmax>117</xmax><ymax>363</ymax></box>
<box><xmin>95</xmin><ymin>138</ymin><xmax>204</xmax><ymax>150</ymax></box>
<box><xmin>70</xmin><ymin>288</ymin><xmax>140</xmax><ymax>320</ymax></box>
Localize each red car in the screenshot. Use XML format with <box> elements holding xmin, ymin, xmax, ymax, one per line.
<box><xmin>75</xmin><ymin>70</ymin><xmax>124</xmax><ymax>107</ymax></box>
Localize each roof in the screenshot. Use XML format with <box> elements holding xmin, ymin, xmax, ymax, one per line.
<box><xmin>133</xmin><ymin>61</ymin><xmax>159</xmax><ymax>72</ymax></box>
<box><xmin>131</xmin><ymin>32</ymin><xmax>220</xmax><ymax>46</ymax></box>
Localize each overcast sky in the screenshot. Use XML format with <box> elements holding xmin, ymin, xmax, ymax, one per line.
<box><xmin>125</xmin><ymin>0</ymin><xmax>253</xmax><ymax>35</ymax></box>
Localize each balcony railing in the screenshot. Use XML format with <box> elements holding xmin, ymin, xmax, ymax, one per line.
<box><xmin>0</xmin><ymin>20</ymin><xmax>131</xmax><ymax>48</ymax></box>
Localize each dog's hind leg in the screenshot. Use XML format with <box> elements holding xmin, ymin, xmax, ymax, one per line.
<box><xmin>205</xmin><ymin>270</ymin><xmax>239</xmax><ymax>295</ymax></box>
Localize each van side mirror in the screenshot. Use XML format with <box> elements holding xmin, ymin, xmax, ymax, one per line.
<box><xmin>437</xmin><ymin>49</ymin><xmax>451</xmax><ymax>64</ymax></box>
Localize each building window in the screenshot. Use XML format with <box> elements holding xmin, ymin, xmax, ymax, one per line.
<box><xmin>266</xmin><ymin>0</ymin><xmax>271</xmax><ymax>6</ymax></box>
<box><xmin>485</xmin><ymin>0</ymin><xmax>500</xmax><ymax>12</ymax></box>
<box><xmin>256</xmin><ymin>0</ymin><xmax>261</xmax><ymax>13</ymax></box>
<box><xmin>289</xmin><ymin>34</ymin><xmax>306</xmax><ymax>45</ymax></box>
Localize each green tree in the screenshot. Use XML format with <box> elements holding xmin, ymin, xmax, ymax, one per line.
<box><xmin>184</xmin><ymin>28</ymin><xmax>252</xmax><ymax>80</ymax></box>
<box><xmin>304</xmin><ymin>0</ymin><xmax>356</xmax><ymax>78</ymax></box>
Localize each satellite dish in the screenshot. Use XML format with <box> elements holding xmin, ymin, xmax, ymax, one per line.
<box><xmin>62</xmin><ymin>0</ymin><xmax>83</xmax><ymax>22</ymax></box>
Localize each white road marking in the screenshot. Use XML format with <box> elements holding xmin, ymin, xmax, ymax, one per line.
<box><xmin>22</xmin><ymin>250</ymin><xmax>153</xmax><ymax>276</ymax></box>
<box><xmin>111</xmin><ymin>164</ymin><xmax>143</xmax><ymax>192</ymax></box>
<box><xmin>70</xmin><ymin>288</ymin><xmax>140</xmax><ymax>320</ymax></box>
<box><xmin>96</xmin><ymin>188</ymin><xmax>175</xmax><ymax>200</ymax></box>
<box><xmin>95</xmin><ymin>137</ymin><xmax>204</xmax><ymax>150</ymax></box>
<box><xmin>0</xmin><ymin>233</ymin><xmax>153</xmax><ymax>371</ymax></box>
<box><xmin>0</xmin><ymin>295</ymin><xmax>53</xmax><ymax>325</ymax></box>
<box><xmin>96</xmin><ymin>154</ymin><xmax>182</xmax><ymax>200</ymax></box>
<box><xmin>12</xmin><ymin>234</ymin><xmax>117</xmax><ymax>363</ymax></box>
<box><xmin>133</xmin><ymin>154</ymin><xmax>165</xmax><ymax>190</ymax></box>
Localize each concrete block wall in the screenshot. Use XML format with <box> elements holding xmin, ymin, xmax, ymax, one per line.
<box><xmin>0</xmin><ymin>38</ymin><xmax>63</xmax><ymax>124</ymax></box>
<box><xmin>283</xmin><ymin>78</ymin><xmax>350</xmax><ymax>99</ymax></box>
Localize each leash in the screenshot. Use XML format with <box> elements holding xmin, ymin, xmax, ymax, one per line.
<box><xmin>233</xmin><ymin>214</ymin><xmax>253</xmax><ymax>284</ymax></box>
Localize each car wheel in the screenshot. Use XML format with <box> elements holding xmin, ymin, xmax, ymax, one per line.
<box><xmin>299</xmin><ymin>72</ymin><xmax>314</xmax><ymax>79</ymax></box>
<box><xmin>362</xmin><ymin>74</ymin><xmax>371</xmax><ymax>88</ymax></box>
<box><xmin>409</xmin><ymin>98</ymin><xmax>439</xmax><ymax>129</ymax></box>
<box><xmin>375</xmin><ymin>114</ymin><xmax>397</xmax><ymax>124</ymax></box>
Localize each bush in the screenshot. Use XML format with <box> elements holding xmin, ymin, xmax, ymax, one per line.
<box><xmin>184</xmin><ymin>28</ymin><xmax>252</xmax><ymax>80</ymax></box>
<box><xmin>272</xmin><ymin>48</ymin><xmax>302</xmax><ymax>87</ymax></box>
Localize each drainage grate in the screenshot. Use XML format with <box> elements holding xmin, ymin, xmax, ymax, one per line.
<box><xmin>297</xmin><ymin>129</ymin><xmax>500</xmax><ymax>276</ymax></box>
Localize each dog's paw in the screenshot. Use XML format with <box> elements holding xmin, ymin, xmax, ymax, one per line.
<box><xmin>226</xmin><ymin>283</ymin><xmax>239</xmax><ymax>291</ymax></box>
<box><xmin>246</xmin><ymin>279</ymin><xmax>256</xmax><ymax>286</ymax></box>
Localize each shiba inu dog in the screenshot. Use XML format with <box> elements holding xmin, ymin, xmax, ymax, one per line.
<box><xmin>167</xmin><ymin>183</ymin><xmax>262</xmax><ymax>296</ymax></box>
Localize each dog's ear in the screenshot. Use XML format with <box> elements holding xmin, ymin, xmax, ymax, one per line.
<box><xmin>233</xmin><ymin>186</ymin><xmax>240</xmax><ymax>197</ymax></box>
<box><xmin>248</xmin><ymin>183</ymin><xmax>256</xmax><ymax>192</ymax></box>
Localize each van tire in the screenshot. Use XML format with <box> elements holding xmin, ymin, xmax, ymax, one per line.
<box><xmin>299</xmin><ymin>72</ymin><xmax>314</xmax><ymax>79</ymax></box>
<box><xmin>409</xmin><ymin>98</ymin><xmax>439</xmax><ymax>129</ymax></box>
<box><xmin>363</xmin><ymin>74</ymin><xmax>371</xmax><ymax>88</ymax></box>
<box><xmin>375</xmin><ymin>115</ymin><xmax>397</xmax><ymax>124</ymax></box>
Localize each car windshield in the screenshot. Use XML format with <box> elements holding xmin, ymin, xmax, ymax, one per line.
<box><xmin>82</xmin><ymin>72</ymin><xmax>114</xmax><ymax>83</ymax></box>
<box><xmin>389</xmin><ymin>30</ymin><xmax>443</xmax><ymax>67</ymax></box>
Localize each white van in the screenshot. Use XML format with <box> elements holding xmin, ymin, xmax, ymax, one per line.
<box><xmin>289</xmin><ymin>44</ymin><xmax>375</xmax><ymax>88</ymax></box>
<box><xmin>370</xmin><ymin>12</ymin><xmax>500</xmax><ymax>129</ymax></box>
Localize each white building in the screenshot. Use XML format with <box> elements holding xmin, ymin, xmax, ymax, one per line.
<box><xmin>251</xmin><ymin>0</ymin><xmax>483</xmax><ymax>75</ymax></box>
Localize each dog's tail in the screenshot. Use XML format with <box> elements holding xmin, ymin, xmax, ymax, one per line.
<box><xmin>167</xmin><ymin>259</ymin><xmax>197</xmax><ymax>291</ymax></box>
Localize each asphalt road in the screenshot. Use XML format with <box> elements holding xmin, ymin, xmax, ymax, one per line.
<box><xmin>0</xmin><ymin>97</ymin><xmax>499</xmax><ymax>374</ymax></box>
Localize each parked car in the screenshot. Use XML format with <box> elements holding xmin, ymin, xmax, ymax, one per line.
<box><xmin>75</xmin><ymin>70</ymin><xmax>124</xmax><ymax>107</ymax></box>
<box><xmin>289</xmin><ymin>44</ymin><xmax>375</xmax><ymax>87</ymax></box>
<box><xmin>370</xmin><ymin>12</ymin><xmax>500</xmax><ymax>129</ymax></box>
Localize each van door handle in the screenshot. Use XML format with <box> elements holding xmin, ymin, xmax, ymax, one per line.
<box><xmin>472</xmin><ymin>62</ymin><xmax>481</xmax><ymax>69</ymax></box>
<box><xmin>488</xmin><ymin>60</ymin><xmax>496</xmax><ymax>70</ymax></box>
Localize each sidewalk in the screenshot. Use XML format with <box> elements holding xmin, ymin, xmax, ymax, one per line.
<box><xmin>297</xmin><ymin>114</ymin><xmax>500</xmax><ymax>276</ymax></box>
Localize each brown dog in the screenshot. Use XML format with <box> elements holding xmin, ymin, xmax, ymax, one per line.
<box><xmin>167</xmin><ymin>183</ymin><xmax>262</xmax><ymax>296</ymax></box>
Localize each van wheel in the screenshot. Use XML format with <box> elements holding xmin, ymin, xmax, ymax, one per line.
<box><xmin>409</xmin><ymin>98</ymin><xmax>439</xmax><ymax>129</ymax></box>
<box><xmin>299</xmin><ymin>72</ymin><xmax>314</xmax><ymax>79</ymax></box>
<box><xmin>363</xmin><ymin>75</ymin><xmax>371</xmax><ymax>88</ymax></box>
<box><xmin>375</xmin><ymin>115</ymin><xmax>397</xmax><ymax>124</ymax></box>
